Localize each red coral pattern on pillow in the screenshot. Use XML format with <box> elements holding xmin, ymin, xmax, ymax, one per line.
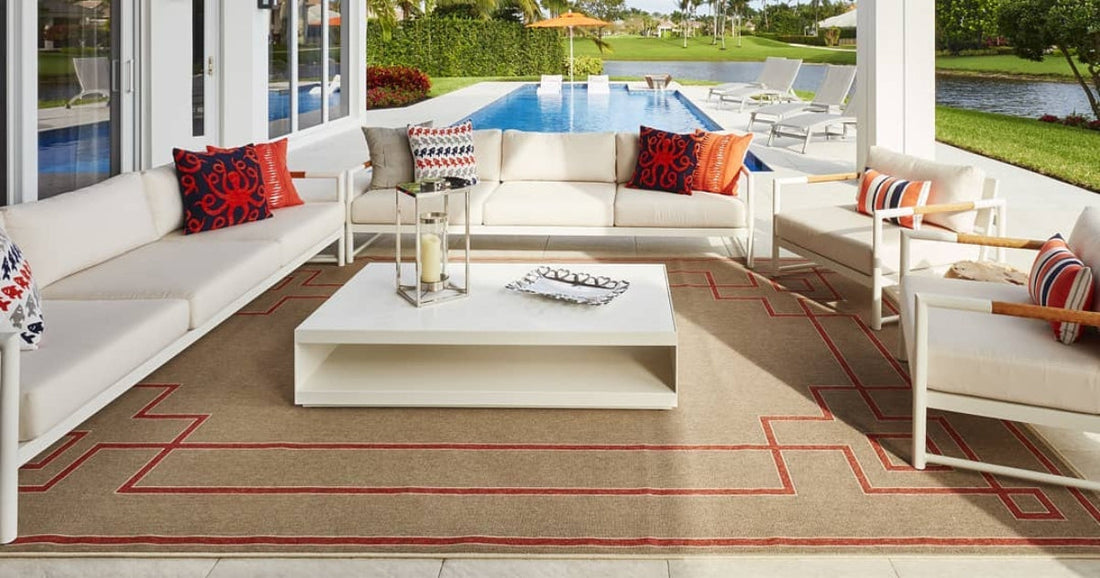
<box><xmin>208</xmin><ymin>139</ymin><xmax>303</xmax><ymax>209</ymax></box>
<box><xmin>627</xmin><ymin>126</ymin><xmax>699</xmax><ymax>195</ymax></box>
<box><xmin>173</xmin><ymin>145</ymin><xmax>271</xmax><ymax>234</ymax></box>
<box><xmin>0</xmin><ymin>228</ymin><xmax>43</xmax><ymax>350</ymax></box>
<box><xmin>1028</xmin><ymin>234</ymin><xmax>1094</xmax><ymax>344</ymax></box>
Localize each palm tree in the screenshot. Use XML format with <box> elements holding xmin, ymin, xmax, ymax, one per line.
<box><xmin>677</xmin><ymin>0</ymin><xmax>691</xmax><ymax>47</ymax></box>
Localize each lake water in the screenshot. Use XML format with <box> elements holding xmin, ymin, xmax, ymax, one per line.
<box><xmin>603</xmin><ymin>61</ymin><xmax>1092</xmax><ymax>119</ymax></box>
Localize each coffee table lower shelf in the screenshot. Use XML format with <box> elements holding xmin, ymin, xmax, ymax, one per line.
<box><xmin>294</xmin><ymin>343</ymin><xmax>677</xmax><ymax>409</ymax></box>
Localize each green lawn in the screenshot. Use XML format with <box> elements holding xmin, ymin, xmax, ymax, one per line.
<box><xmin>935</xmin><ymin>54</ymin><xmax>1083</xmax><ymax>80</ymax></box>
<box><xmin>936</xmin><ymin>106</ymin><xmax>1100</xmax><ymax>192</ymax></box>
<box><xmin>568</xmin><ymin>35</ymin><xmax>856</xmax><ymax>64</ymax></box>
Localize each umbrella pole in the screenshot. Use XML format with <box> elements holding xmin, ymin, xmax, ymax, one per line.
<box><xmin>569</xmin><ymin>26</ymin><xmax>574</xmax><ymax>84</ymax></box>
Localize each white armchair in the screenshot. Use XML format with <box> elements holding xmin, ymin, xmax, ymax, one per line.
<box><xmin>768</xmin><ymin>147</ymin><xmax>1005</xmax><ymax>330</ymax></box>
<box><xmin>899</xmin><ymin>207</ymin><xmax>1100</xmax><ymax>490</ymax></box>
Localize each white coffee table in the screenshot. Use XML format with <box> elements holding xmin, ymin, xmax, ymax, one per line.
<box><xmin>294</xmin><ymin>263</ymin><xmax>678</xmax><ymax>409</ymax></box>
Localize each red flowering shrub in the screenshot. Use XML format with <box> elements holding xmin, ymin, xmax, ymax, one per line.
<box><xmin>1036</xmin><ymin>113</ymin><xmax>1100</xmax><ymax>131</ymax></box>
<box><xmin>1038</xmin><ymin>114</ymin><xmax>1060</xmax><ymax>123</ymax></box>
<box><xmin>1063</xmin><ymin>114</ymin><xmax>1090</xmax><ymax>128</ymax></box>
<box><xmin>366</xmin><ymin>66</ymin><xmax>430</xmax><ymax>108</ymax></box>
<box><xmin>1088</xmin><ymin>120</ymin><xmax>1100</xmax><ymax>131</ymax></box>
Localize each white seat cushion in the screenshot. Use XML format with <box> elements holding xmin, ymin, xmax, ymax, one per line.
<box><xmin>900</xmin><ymin>275</ymin><xmax>1100</xmax><ymax>415</ymax></box>
<box><xmin>500</xmin><ymin>131</ymin><xmax>617</xmax><ymax>183</ymax></box>
<box><xmin>350</xmin><ymin>181</ymin><xmax>498</xmax><ymax>226</ymax></box>
<box><xmin>1069</xmin><ymin>206</ymin><xmax>1100</xmax><ymax>311</ymax></box>
<box><xmin>159</xmin><ymin>202</ymin><xmax>343</xmax><ymax>265</ymax></box>
<box><xmin>3</xmin><ymin>173</ymin><xmax>159</xmax><ymax>286</ymax></box>
<box><xmin>482</xmin><ymin>181</ymin><xmax>616</xmax><ymax>227</ymax></box>
<box><xmin>615</xmin><ymin>132</ymin><xmax>641</xmax><ymax>184</ymax></box>
<box><xmin>43</xmin><ymin>238</ymin><xmax>282</xmax><ymax>328</ymax></box>
<box><xmin>615</xmin><ymin>185</ymin><xmax>747</xmax><ymax>228</ymax></box>
<box><xmin>775</xmin><ymin>205</ymin><xmax>979</xmax><ymax>276</ymax></box>
<box><xmin>20</xmin><ymin>299</ymin><xmax>190</xmax><ymax>440</ymax></box>
<box><xmin>140</xmin><ymin>164</ymin><xmax>186</xmax><ymax>237</ymax></box>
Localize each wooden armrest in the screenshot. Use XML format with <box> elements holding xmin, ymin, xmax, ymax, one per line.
<box><xmin>992</xmin><ymin>301</ymin><xmax>1100</xmax><ymax>328</ymax></box>
<box><xmin>806</xmin><ymin>172</ymin><xmax>860</xmax><ymax>184</ymax></box>
<box><xmin>956</xmin><ymin>233</ymin><xmax>1046</xmax><ymax>250</ymax></box>
<box><xmin>911</xmin><ymin>201</ymin><xmax>979</xmax><ymax>216</ymax></box>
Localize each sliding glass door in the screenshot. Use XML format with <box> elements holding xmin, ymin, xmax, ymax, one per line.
<box><xmin>37</xmin><ymin>0</ymin><xmax>120</xmax><ymax>199</ymax></box>
<box><xmin>269</xmin><ymin>0</ymin><xmax>348</xmax><ymax>138</ymax></box>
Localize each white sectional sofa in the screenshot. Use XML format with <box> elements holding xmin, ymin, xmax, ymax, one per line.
<box><xmin>345</xmin><ymin>130</ymin><xmax>757</xmax><ymax>266</ymax></box>
<box><xmin>0</xmin><ymin>165</ymin><xmax>345</xmax><ymax>542</ymax></box>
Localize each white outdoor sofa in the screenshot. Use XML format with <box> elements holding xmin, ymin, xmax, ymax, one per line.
<box><xmin>344</xmin><ymin>129</ymin><xmax>758</xmax><ymax>267</ymax></box>
<box><xmin>0</xmin><ymin>165</ymin><xmax>346</xmax><ymax>543</ymax></box>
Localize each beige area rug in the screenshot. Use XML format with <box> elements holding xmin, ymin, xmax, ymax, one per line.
<box><xmin>8</xmin><ymin>256</ymin><xmax>1100</xmax><ymax>555</ymax></box>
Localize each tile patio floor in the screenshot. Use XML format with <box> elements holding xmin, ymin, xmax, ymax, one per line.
<box><xmin>7</xmin><ymin>82</ymin><xmax>1099</xmax><ymax>576</ymax></box>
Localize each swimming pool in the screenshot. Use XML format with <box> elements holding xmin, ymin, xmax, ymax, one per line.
<box><xmin>468</xmin><ymin>83</ymin><xmax>770</xmax><ymax>171</ymax></box>
<box><xmin>468</xmin><ymin>84</ymin><xmax>720</xmax><ymax>134</ymax></box>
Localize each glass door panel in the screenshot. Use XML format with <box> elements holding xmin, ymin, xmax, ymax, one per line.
<box><xmin>269</xmin><ymin>5</ymin><xmax>292</xmax><ymax>138</ymax></box>
<box><xmin>327</xmin><ymin>0</ymin><xmax>348</xmax><ymax>120</ymax></box>
<box><xmin>297</xmin><ymin>0</ymin><xmax>323</xmax><ymax>130</ymax></box>
<box><xmin>37</xmin><ymin>0</ymin><xmax>118</xmax><ymax>199</ymax></box>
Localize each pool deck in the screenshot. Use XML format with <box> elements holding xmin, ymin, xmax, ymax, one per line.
<box><xmin>350</xmin><ymin>81</ymin><xmax>1096</xmax><ymax>271</ymax></box>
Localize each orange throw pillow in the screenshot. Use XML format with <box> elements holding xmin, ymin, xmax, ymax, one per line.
<box><xmin>207</xmin><ymin>139</ymin><xmax>304</xmax><ymax>209</ymax></box>
<box><xmin>691</xmin><ymin>131</ymin><xmax>753</xmax><ymax>195</ymax></box>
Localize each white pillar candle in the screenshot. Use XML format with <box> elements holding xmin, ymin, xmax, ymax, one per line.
<box><xmin>420</xmin><ymin>233</ymin><xmax>443</xmax><ymax>283</ymax></box>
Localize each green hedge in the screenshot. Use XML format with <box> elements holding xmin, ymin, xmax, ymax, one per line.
<box><xmin>367</xmin><ymin>19</ymin><xmax>564</xmax><ymax>77</ymax></box>
<box><xmin>755</xmin><ymin>32</ymin><xmax>827</xmax><ymax>46</ymax></box>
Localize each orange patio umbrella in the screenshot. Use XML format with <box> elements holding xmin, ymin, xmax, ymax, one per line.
<box><xmin>527</xmin><ymin>11</ymin><xmax>610</xmax><ymax>84</ymax></box>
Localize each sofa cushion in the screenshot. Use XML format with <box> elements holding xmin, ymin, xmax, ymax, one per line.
<box><xmin>408</xmin><ymin>120</ymin><xmax>478</xmax><ymax>184</ymax></box>
<box><xmin>900</xmin><ymin>275</ymin><xmax>1100</xmax><ymax>415</ymax></box>
<box><xmin>1069</xmin><ymin>206</ymin><xmax>1100</xmax><ymax>312</ymax></box>
<box><xmin>0</xmin><ymin>227</ymin><xmax>44</xmax><ymax>349</ymax></box>
<box><xmin>866</xmin><ymin>146</ymin><xmax>985</xmax><ymax>233</ymax></box>
<box><xmin>775</xmin><ymin>204</ymin><xmax>978</xmax><ymax>276</ymax></box>
<box><xmin>1028</xmin><ymin>234</ymin><xmax>1093</xmax><ymax>344</ymax></box>
<box><xmin>692</xmin><ymin>131</ymin><xmax>753</xmax><ymax>195</ymax></box>
<box><xmin>473</xmin><ymin>129</ymin><xmax>503</xmax><ymax>183</ymax></box>
<box><xmin>173</xmin><ymin>146</ymin><xmax>272</xmax><ymax>234</ymax></box>
<box><xmin>363</xmin><ymin>125</ymin><xmax>420</xmax><ymax>190</ymax></box>
<box><xmin>500</xmin><ymin>131</ymin><xmax>616</xmax><ymax>183</ymax></box>
<box><xmin>856</xmin><ymin>169</ymin><xmax>931</xmax><ymax>230</ymax></box>
<box><xmin>350</xmin><ymin>181</ymin><xmax>497</xmax><ymax>226</ymax></box>
<box><xmin>141</xmin><ymin>164</ymin><xmax>186</xmax><ymax>237</ymax></box>
<box><xmin>43</xmin><ymin>239</ymin><xmax>282</xmax><ymax>329</ymax></box>
<box><xmin>209</xmin><ymin>139</ymin><xmax>304</xmax><ymax>209</ymax></box>
<box><xmin>626</xmin><ymin>126</ymin><xmax>699</xmax><ymax>196</ymax></box>
<box><xmin>19</xmin><ymin>299</ymin><xmax>190</xmax><ymax>440</ymax></box>
<box><xmin>160</xmin><ymin>201</ymin><xmax>343</xmax><ymax>266</ymax></box>
<box><xmin>615</xmin><ymin>185</ymin><xmax>747</xmax><ymax>228</ymax></box>
<box><xmin>615</xmin><ymin>132</ymin><xmax>641</xmax><ymax>184</ymax></box>
<box><xmin>482</xmin><ymin>181</ymin><xmax>616</xmax><ymax>227</ymax></box>
<box><xmin>2</xmin><ymin>172</ymin><xmax>159</xmax><ymax>287</ymax></box>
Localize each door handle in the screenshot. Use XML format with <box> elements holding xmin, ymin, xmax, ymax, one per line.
<box><xmin>207</xmin><ymin>56</ymin><xmax>214</xmax><ymax>77</ymax></box>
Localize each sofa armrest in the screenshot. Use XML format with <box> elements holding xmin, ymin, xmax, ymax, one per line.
<box><xmin>289</xmin><ymin>171</ymin><xmax>346</xmax><ymax>205</ymax></box>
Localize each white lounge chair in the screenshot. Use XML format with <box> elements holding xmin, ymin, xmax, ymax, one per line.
<box><xmin>536</xmin><ymin>74</ymin><xmax>563</xmax><ymax>95</ymax></box>
<box><xmin>708</xmin><ymin>56</ymin><xmax>786</xmax><ymax>101</ymax></box>
<box><xmin>308</xmin><ymin>74</ymin><xmax>341</xmax><ymax>95</ymax></box>
<box><xmin>768</xmin><ymin>89</ymin><xmax>858</xmax><ymax>153</ymax></box>
<box><xmin>718</xmin><ymin>59</ymin><xmax>802</xmax><ymax>111</ymax></box>
<box><xmin>66</xmin><ymin>57</ymin><xmax>110</xmax><ymax>109</ymax></box>
<box><xmin>587</xmin><ymin>75</ymin><xmax>610</xmax><ymax>94</ymax></box>
<box><xmin>748</xmin><ymin>64</ymin><xmax>856</xmax><ymax>131</ymax></box>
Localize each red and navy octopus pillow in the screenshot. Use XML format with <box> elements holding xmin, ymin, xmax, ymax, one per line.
<box><xmin>626</xmin><ymin>125</ymin><xmax>700</xmax><ymax>195</ymax></box>
<box><xmin>172</xmin><ymin>145</ymin><xmax>272</xmax><ymax>234</ymax></box>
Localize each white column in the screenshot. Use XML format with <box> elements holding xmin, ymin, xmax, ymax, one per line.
<box><xmin>856</xmin><ymin>0</ymin><xmax>936</xmax><ymax>168</ymax></box>
<box><xmin>220</xmin><ymin>2</ymin><xmax>270</xmax><ymax>146</ymax></box>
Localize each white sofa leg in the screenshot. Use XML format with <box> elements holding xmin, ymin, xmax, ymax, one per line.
<box><xmin>0</xmin><ymin>335</ymin><xmax>20</xmax><ymax>544</ymax></box>
<box><xmin>911</xmin><ymin>297</ymin><xmax>928</xmax><ymax>471</ymax></box>
<box><xmin>744</xmin><ymin>232</ymin><xmax>755</xmax><ymax>269</ymax></box>
<box><xmin>345</xmin><ymin>224</ymin><xmax>355</xmax><ymax>262</ymax></box>
<box><xmin>871</xmin><ymin>269</ymin><xmax>883</xmax><ymax>331</ymax></box>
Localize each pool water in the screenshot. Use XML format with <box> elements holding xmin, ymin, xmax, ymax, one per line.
<box><xmin>468</xmin><ymin>83</ymin><xmax>770</xmax><ymax>171</ymax></box>
<box><xmin>39</xmin><ymin>121</ymin><xmax>110</xmax><ymax>175</ymax></box>
<box><xmin>268</xmin><ymin>85</ymin><xmax>343</xmax><ymax>123</ymax></box>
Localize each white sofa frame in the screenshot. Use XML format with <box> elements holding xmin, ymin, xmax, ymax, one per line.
<box><xmin>769</xmin><ymin>172</ymin><xmax>1004</xmax><ymax>330</ymax></box>
<box><xmin>903</xmin><ymin>230</ymin><xmax>1100</xmax><ymax>490</ymax></box>
<box><xmin>0</xmin><ymin>172</ymin><xmax>347</xmax><ymax>544</ymax></box>
<box><xmin>341</xmin><ymin>163</ymin><xmax>758</xmax><ymax>269</ymax></box>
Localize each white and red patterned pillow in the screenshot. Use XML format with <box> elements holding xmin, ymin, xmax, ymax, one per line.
<box><xmin>1028</xmin><ymin>234</ymin><xmax>1094</xmax><ymax>344</ymax></box>
<box><xmin>856</xmin><ymin>168</ymin><xmax>931</xmax><ymax>230</ymax></box>
<box><xmin>407</xmin><ymin>120</ymin><xmax>478</xmax><ymax>184</ymax></box>
<box><xmin>0</xmin><ymin>227</ymin><xmax>44</xmax><ymax>349</ymax></box>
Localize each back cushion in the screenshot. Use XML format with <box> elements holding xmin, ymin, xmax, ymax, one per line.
<box><xmin>501</xmin><ymin>131</ymin><xmax>616</xmax><ymax>183</ymax></box>
<box><xmin>141</xmin><ymin>164</ymin><xmax>186</xmax><ymax>237</ymax></box>
<box><xmin>1069</xmin><ymin>206</ymin><xmax>1100</xmax><ymax>312</ymax></box>
<box><xmin>473</xmin><ymin>129</ymin><xmax>503</xmax><ymax>183</ymax></box>
<box><xmin>615</xmin><ymin>132</ymin><xmax>640</xmax><ymax>184</ymax></box>
<box><xmin>1</xmin><ymin>172</ymin><xmax>159</xmax><ymax>287</ymax></box>
<box><xmin>866</xmin><ymin>146</ymin><xmax>986</xmax><ymax>233</ymax></box>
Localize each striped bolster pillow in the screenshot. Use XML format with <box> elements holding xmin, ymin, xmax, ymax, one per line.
<box><xmin>1028</xmin><ymin>234</ymin><xmax>1095</xmax><ymax>344</ymax></box>
<box><xmin>856</xmin><ymin>169</ymin><xmax>931</xmax><ymax>230</ymax></box>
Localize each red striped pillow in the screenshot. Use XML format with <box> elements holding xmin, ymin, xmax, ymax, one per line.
<box><xmin>1028</xmin><ymin>234</ymin><xmax>1094</xmax><ymax>344</ymax></box>
<box><xmin>208</xmin><ymin>139</ymin><xmax>304</xmax><ymax>209</ymax></box>
<box><xmin>856</xmin><ymin>169</ymin><xmax>931</xmax><ymax>229</ymax></box>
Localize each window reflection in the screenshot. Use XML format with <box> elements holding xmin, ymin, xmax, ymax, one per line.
<box><xmin>269</xmin><ymin>4</ymin><xmax>292</xmax><ymax>137</ymax></box>
<box><xmin>297</xmin><ymin>0</ymin><xmax>324</xmax><ymax>130</ymax></box>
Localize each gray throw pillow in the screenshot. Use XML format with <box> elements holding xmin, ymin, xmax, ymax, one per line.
<box><xmin>362</xmin><ymin>122</ymin><xmax>432</xmax><ymax>190</ymax></box>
